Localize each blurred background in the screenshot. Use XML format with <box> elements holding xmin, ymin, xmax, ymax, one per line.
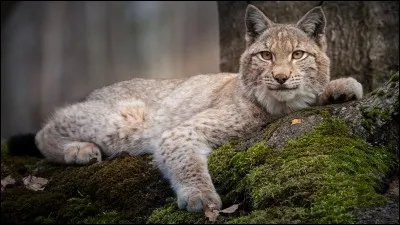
<box><xmin>1</xmin><ymin>1</ymin><xmax>399</xmax><ymax>140</ymax></box>
<box><xmin>1</xmin><ymin>1</ymin><xmax>220</xmax><ymax>139</ymax></box>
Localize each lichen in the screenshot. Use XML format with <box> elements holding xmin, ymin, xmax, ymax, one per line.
<box><xmin>390</xmin><ymin>72</ymin><xmax>399</xmax><ymax>82</ymax></box>
<box><xmin>264</xmin><ymin>121</ymin><xmax>282</xmax><ymax>140</ymax></box>
<box><xmin>369</xmin><ymin>89</ymin><xmax>386</xmax><ymax>97</ymax></box>
<box><xmin>361</xmin><ymin>106</ymin><xmax>392</xmax><ymax>131</ymax></box>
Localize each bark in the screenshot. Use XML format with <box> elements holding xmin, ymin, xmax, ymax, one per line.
<box><xmin>217</xmin><ymin>1</ymin><xmax>399</xmax><ymax>93</ymax></box>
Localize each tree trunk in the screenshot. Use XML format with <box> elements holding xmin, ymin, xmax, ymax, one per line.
<box><xmin>217</xmin><ymin>1</ymin><xmax>399</xmax><ymax>93</ymax></box>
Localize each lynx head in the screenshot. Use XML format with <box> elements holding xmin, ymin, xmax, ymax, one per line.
<box><xmin>239</xmin><ymin>4</ymin><xmax>330</xmax><ymax>115</ymax></box>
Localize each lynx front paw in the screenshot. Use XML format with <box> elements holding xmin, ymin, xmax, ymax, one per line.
<box><xmin>321</xmin><ymin>77</ymin><xmax>363</xmax><ymax>104</ymax></box>
<box><xmin>64</xmin><ymin>142</ymin><xmax>102</xmax><ymax>165</ymax></box>
<box><xmin>177</xmin><ymin>186</ymin><xmax>222</xmax><ymax>212</ymax></box>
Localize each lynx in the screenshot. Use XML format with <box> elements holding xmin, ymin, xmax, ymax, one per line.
<box><xmin>9</xmin><ymin>4</ymin><xmax>363</xmax><ymax>212</ymax></box>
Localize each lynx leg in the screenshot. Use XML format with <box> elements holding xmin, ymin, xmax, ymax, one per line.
<box><xmin>154</xmin><ymin>127</ymin><xmax>222</xmax><ymax>212</ymax></box>
<box><xmin>36</xmin><ymin>99</ymin><xmax>148</xmax><ymax>164</ymax></box>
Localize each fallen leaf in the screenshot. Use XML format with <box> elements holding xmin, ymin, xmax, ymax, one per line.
<box><xmin>1</xmin><ymin>175</ymin><xmax>16</xmax><ymax>192</ymax></box>
<box><xmin>291</xmin><ymin>119</ymin><xmax>302</xmax><ymax>125</ymax></box>
<box><xmin>204</xmin><ymin>203</ymin><xmax>219</xmax><ymax>222</ymax></box>
<box><xmin>220</xmin><ymin>204</ymin><xmax>239</xmax><ymax>214</ymax></box>
<box><xmin>22</xmin><ymin>175</ymin><xmax>48</xmax><ymax>191</ymax></box>
<box><xmin>204</xmin><ymin>203</ymin><xmax>240</xmax><ymax>222</ymax></box>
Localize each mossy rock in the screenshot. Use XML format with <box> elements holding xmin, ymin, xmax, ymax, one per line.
<box><xmin>1</xmin><ymin>114</ymin><xmax>397</xmax><ymax>224</ymax></box>
<box><xmin>146</xmin><ymin>118</ymin><xmax>396</xmax><ymax>224</ymax></box>
<box><xmin>1</xmin><ymin>143</ymin><xmax>173</xmax><ymax>224</ymax></box>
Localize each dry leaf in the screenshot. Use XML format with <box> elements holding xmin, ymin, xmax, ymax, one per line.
<box><xmin>291</xmin><ymin>119</ymin><xmax>302</xmax><ymax>125</ymax></box>
<box><xmin>22</xmin><ymin>175</ymin><xmax>48</xmax><ymax>191</ymax></box>
<box><xmin>204</xmin><ymin>203</ymin><xmax>240</xmax><ymax>222</ymax></box>
<box><xmin>1</xmin><ymin>175</ymin><xmax>16</xmax><ymax>192</ymax></box>
<box><xmin>204</xmin><ymin>203</ymin><xmax>219</xmax><ymax>222</ymax></box>
<box><xmin>220</xmin><ymin>204</ymin><xmax>239</xmax><ymax>214</ymax></box>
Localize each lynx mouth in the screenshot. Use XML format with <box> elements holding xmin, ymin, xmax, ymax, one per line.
<box><xmin>268</xmin><ymin>86</ymin><xmax>299</xmax><ymax>91</ymax></box>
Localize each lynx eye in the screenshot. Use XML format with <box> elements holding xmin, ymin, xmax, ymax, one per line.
<box><xmin>292</xmin><ymin>50</ymin><xmax>305</xmax><ymax>60</ymax></box>
<box><xmin>259</xmin><ymin>51</ymin><xmax>272</xmax><ymax>61</ymax></box>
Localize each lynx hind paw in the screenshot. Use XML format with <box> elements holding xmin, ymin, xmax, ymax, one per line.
<box><xmin>177</xmin><ymin>186</ymin><xmax>222</xmax><ymax>212</ymax></box>
<box><xmin>323</xmin><ymin>77</ymin><xmax>363</xmax><ymax>104</ymax></box>
<box><xmin>64</xmin><ymin>142</ymin><xmax>102</xmax><ymax>165</ymax></box>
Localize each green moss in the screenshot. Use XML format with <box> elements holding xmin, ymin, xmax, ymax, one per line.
<box><xmin>146</xmin><ymin>202</ymin><xmax>206</xmax><ymax>224</ymax></box>
<box><xmin>390</xmin><ymin>72</ymin><xmax>399</xmax><ymax>82</ymax></box>
<box><xmin>1</xmin><ymin>187</ymin><xmax>67</xmax><ymax>224</ymax></box>
<box><xmin>46</xmin><ymin>156</ymin><xmax>173</xmax><ymax>223</ymax></box>
<box><xmin>147</xmin><ymin>118</ymin><xmax>394</xmax><ymax>224</ymax></box>
<box><xmin>377</xmin><ymin>90</ymin><xmax>386</xmax><ymax>97</ymax></box>
<box><xmin>300</xmin><ymin>106</ymin><xmax>331</xmax><ymax>118</ymax></box>
<box><xmin>208</xmin><ymin>142</ymin><xmax>274</xmax><ymax>204</ymax></box>
<box><xmin>1</xmin><ymin>150</ymin><xmax>173</xmax><ymax>224</ymax></box>
<box><xmin>237</xmin><ymin>119</ymin><xmax>394</xmax><ymax>224</ymax></box>
<box><xmin>227</xmin><ymin>207</ymin><xmax>309</xmax><ymax>224</ymax></box>
<box><xmin>361</xmin><ymin>106</ymin><xmax>392</xmax><ymax>131</ymax></box>
<box><xmin>361</xmin><ymin>119</ymin><xmax>373</xmax><ymax>131</ymax></box>
<box><xmin>2</xmin><ymin>115</ymin><xmax>395</xmax><ymax>224</ymax></box>
<box><xmin>264</xmin><ymin>121</ymin><xmax>282</xmax><ymax>140</ymax></box>
<box><xmin>370</xmin><ymin>90</ymin><xmax>378</xmax><ymax>96</ymax></box>
<box><xmin>370</xmin><ymin>90</ymin><xmax>386</xmax><ymax>97</ymax></box>
<box><xmin>83</xmin><ymin>211</ymin><xmax>127</xmax><ymax>224</ymax></box>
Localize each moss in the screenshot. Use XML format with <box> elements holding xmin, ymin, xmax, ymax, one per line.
<box><xmin>236</xmin><ymin>119</ymin><xmax>394</xmax><ymax>224</ymax></box>
<box><xmin>361</xmin><ymin>119</ymin><xmax>373</xmax><ymax>131</ymax></box>
<box><xmin>264</xmin><ymin>121</ymin><xmax>282</xmax><ymax>140</ymax></box>
<box><xmin>207</xmin><ymin>142</ymin><xmax>274</xmax><ymax>205</ymax></box>
<box><xmin>1</xmin><ymin>148</ymin><xmax>173</xmax><ymax>224</ymax></box>
<box><xmin>1</xmin><ymin>187</ymin><xmax>67</xmax><ymax>224</ymax></box>
<box><xmin>390</xmin><ymin>82</ymin><xmax>397</xmax><ymax>88</ymax></box>
<box><xmin>377</xmin><ymin>90</ymin><xmax>386</xmax><ymax>97</ymax></box>
<box><xmin>46</xmin><ymin>156</ymin><xmax>173</xmax><ymax>223</ymax></box>
<box><xmin>370</xmin><ymin>89</ymin><xmax>386</xmax><ymax>97</ymax></box>
<box><xmin>370</xmin><ymin>90</ymin><xmax>378</xmax><ymax>96</ymax></box>
<box><xmin>361</xmin><ymin>106</ymin><xmax>392</xmax><ymax>131</ymax></box>
<box><xmin>83</xmin><ymin>211</ymin><xmax>128</xmax><ymax>224</ymax></box>
<box><xmin>57</xmin><ymin>196</ymin><xmax>129</xmax><ymax>224</ymax></box>
<box><xmin>146</xmin><ymin>201</ymin><xmax>207</xmax><ymax>224</ymax></box>
<box><xmin>147</xmin><ymin>118</ymin><xmax>394</xmax><ymax>224</ymax></box>
<box><xmin>390</xmin><ymin>72</ymin><xmax>399</xmax><ymax>82</ymax></box>
<box><xmin>1</xmin><ymin>141</ymin><xmax>42</xmax><ymax>178</ymax></box>
<box><xmin>226</xmin><ymin>207</ymin><xmax>309</xmax><ymax>224</ymax></box>
<box><xmin>2</xmin><ymin>116</ymin><xmax>396</xmax><ymax>224</ymax></box>
<box><xmin>299</xmin><ymin>106</ymin><xmax>331</xmax><ymax>118</ymax></box>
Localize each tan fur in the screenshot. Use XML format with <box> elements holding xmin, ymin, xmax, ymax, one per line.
<box><xmin>34</xmin><ymin>4</ymin><xmax>363</xmax><ymax>212</ymax></box>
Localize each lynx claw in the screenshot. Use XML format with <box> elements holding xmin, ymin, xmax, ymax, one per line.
<box><xmin>177</xmin><ymin>186</ymin><xmax>222</xmax><ymax>212</ymax></box>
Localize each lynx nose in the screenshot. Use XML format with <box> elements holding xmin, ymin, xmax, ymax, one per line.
<box><xmin>273</xmin><ymin>74</ymin><xmax>289</xmax><ymax>85</ymax></box>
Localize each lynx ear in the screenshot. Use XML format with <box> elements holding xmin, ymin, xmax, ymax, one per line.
<box><xmin>296</xmin><ymin>7</ymin><xmax>326</xmax><ymax>41</ymax></box>
<box><xmin>245</xmin><ymin>4</ymin><xmax>274</xmax><ymax>46</ymax></box>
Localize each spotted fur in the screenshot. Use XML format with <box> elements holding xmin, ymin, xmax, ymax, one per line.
<box><xmin>33</xmin><ymin>4</ymin><xmax>362</xmax><ymax>212</ymax></box>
